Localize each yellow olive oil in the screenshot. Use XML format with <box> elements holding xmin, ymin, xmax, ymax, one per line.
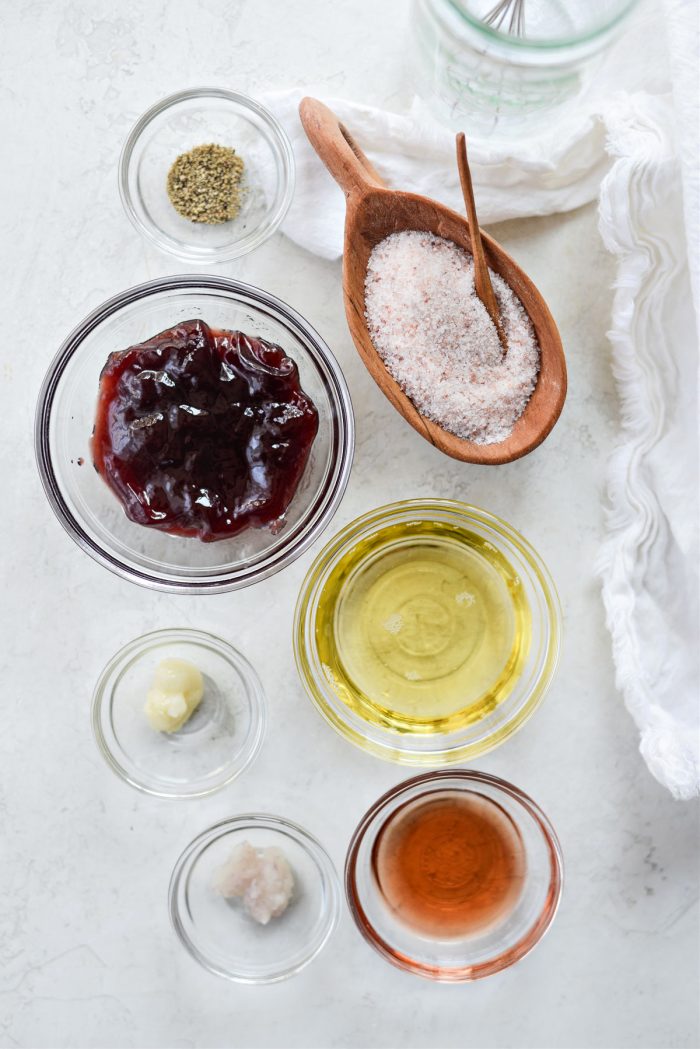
<box><xmin>314</xmin><ymin>519</ymin><xmax>531</xmax><ymax>734</ymax></box>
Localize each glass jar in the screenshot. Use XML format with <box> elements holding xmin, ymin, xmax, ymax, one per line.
<box><xmin>409</xmin><ymin>0</ymin><xmax>641</xmax><ymax>138</ymax></box>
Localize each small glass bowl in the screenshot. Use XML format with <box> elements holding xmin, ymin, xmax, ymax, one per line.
<box><xmin>294</xmin><ymin>500</ymin><xmax>561</xmax><ymax>765</ymax></box>
<box><xmin>345</xmin><ymin>770</ymin><xmax>563</xmax><ymax>981</ymax></box>
<box><xmin>92</xmin><ymin>629</ymin><xmax>265</xmax><ymax>798</ymax></box>
<box><xmin>119</xmin><ymin>88</ymin><xmax>295</xmax><ymax>263</ymax></box>
<box><xmin>35</xmin><ymin>274</ymin><xmax>354</xmax><ymax>593</ymax></box>
<box><xmin>169</xmin><ymin>815</ymin><xmax>341</xmax><ymax>983</ymax></box>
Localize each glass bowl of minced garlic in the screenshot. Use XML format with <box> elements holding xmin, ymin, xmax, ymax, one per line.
<box><xmin>119</xmin><ymin>87</ymin><xmax>295</xmax><ymax>263</ymax></box>
<box><xmin>91</xmin><ymin>628</ymin><xmax>266</xmax><ymax>797</ymax></box>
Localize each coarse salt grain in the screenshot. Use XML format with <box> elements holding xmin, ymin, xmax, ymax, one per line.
<box><xmin>364</xmin><ymin>230</ymin><xmax>540</xmax><ymax>445</ymax></box>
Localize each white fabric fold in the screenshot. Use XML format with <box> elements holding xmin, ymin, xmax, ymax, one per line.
<box><xmin>263</xmin><ymin>89</ymin><xmax>611</xmax><ymax>260</ymax></box>
<box><xmin>260</xmin><ymin>4</ymin><xmax>668</xmax><ymax>261</ymax></box>
<box><xmin>262</xmin><ymin>0</ymin><xmax>699</xmax><ymax>798</ymax></box>
<box><xmin>596</xmin><ymin>87</ymin><xmax>699</xmax><ymax>798</ymax></box>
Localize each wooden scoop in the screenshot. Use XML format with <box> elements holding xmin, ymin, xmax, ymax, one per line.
<box><xmin>299</xmin><ymin>97</ymin><xmax>567</xmax><ymax>465</ymax></box>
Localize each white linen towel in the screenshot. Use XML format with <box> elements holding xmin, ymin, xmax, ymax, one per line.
<box><xmin>261</xmin><ymin>0</ymin><xmax>700</xmax><ymax>798</ymax></box>
<box><xmin>264</xmin><ymin>88</ymin><xmax>611</xmax><ymax>259</ymax></box>
<box><xmin>596</xmin><ymin>10</ymin><xmax>699</xmax><ymax>800</ymax></box>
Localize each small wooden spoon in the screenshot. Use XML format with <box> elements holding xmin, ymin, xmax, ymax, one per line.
<box><xmin>456</xmin><ymin>132</ymin><xmax>507</xmax><ymax>353</ymax></box>
<box><xmin>299</xmin><ymin>97</ymin><xmax>567</xmax><ymax>465</ymax></box>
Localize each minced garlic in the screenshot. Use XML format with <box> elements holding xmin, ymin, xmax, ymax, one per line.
<box><xmin>144</xmin><ymin>657</ymin><xmax>204</xmax><ymax>733</ymax></box>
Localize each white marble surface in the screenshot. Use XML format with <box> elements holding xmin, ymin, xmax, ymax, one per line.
<box><xmin>1</xmin><ymin>2</ymin><xmax>698</xmax><ymax>1047</ymax></box>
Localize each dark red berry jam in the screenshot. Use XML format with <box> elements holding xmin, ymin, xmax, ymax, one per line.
<box><xmin>91</xmin><ymin>319</ymin><xmax>319</xmax><ymax>542</ymax></box>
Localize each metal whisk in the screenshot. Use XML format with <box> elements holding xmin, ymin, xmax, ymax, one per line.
<box><xmin>482</xmin><ymin>0</ymin><xmax>526</xmax><ymax>36</ymax></box>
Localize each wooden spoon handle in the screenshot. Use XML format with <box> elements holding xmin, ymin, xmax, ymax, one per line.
<box><xmin>456</xmin><ymin>132</ymin><xmax>507</xmax><ymax>353</ymax></box>
<box><xmin>299</xmin><ymin>97</ymin><xmax>386</xmax><ymax>199</ymax></box>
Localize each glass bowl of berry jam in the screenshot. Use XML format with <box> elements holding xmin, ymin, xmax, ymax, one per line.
<box><xmin>35</xmin><ymin>275</ymin><xmax>354</xmax><ymax>593</ymax></box>
<box><xmin>119</xmin><ymin>88</ymin><xmax>295</xmax><ymax>264</ymax></box>
<box><xmin>345</xmin><ymin>770</ymin><xmax>563</xmax><ymax>981</ymax></box>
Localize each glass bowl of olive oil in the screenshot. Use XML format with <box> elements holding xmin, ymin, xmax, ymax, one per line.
<box><xmin>293</xmin><ymin>500</ymin><xmax>561</xmax><ymax>765</ymax></box>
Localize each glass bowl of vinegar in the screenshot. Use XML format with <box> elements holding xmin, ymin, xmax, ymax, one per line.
<box><xmin>293</xmin><ymin>500</ymin><xmax>561</xmax><ymax>765</ymax></box>
<box><xmin>345</xmin><ymin>770</ymin><xmax>563</xmax><ymax>980</ymax></box>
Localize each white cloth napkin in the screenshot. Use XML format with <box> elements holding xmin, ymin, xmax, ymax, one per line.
<box><xmin>596</xmin><ymin>28</ymin><xmax>699</xmax><ymax>798</ymax></box>
<box><xmin>263</xmin><ymin>89</ymin><xmax>611</xmax><ymax>259</ymax></box>
<box><xmin>261</xmin><ymin>3</ymin><xmax>667</xmax><ymax>260</ymax></box>
<box><xmin>262</xmin><ymin>0</ymin><xmax>699</xmax><ymax>799</ymax></box>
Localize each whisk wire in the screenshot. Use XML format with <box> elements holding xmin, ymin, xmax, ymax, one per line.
<box><xmin>483</xmin><ymin>0</ymin><xmax>525</xmax><ymax>36</ymax></box>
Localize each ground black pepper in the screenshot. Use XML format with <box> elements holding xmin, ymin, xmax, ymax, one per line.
<box><xmin>166</xmin><ymin>143</ymin><xmax>245</xmax><ymax>224</ymax></box>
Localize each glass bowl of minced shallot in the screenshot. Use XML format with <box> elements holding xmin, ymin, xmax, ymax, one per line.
<box><xmin>35</xmin><ymin>275</ymin><xmax>354</xmax><ymax>593</ymax></box>
<box><xmin>169</xmin><ymin>815</ymin><xmax>341</xmax><ymax>983</ymax></box>
<box><xmin>119</xmin><ymin>87</ymin><xmax>295</xmax><ymax>263</ymax></box>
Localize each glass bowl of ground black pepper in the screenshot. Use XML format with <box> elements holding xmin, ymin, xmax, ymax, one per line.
<box><xmin>119</xmin><ymin>88</ymin><xmax>295</xmax><ymax>264</ymax></box>
<box><xmin>35</xmin><ymin>274</ymin><xmax>354</xmax><ymax>593</ymax></box>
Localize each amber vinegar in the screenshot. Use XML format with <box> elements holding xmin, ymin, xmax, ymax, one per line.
<box><xmin>372</xmin><ymin>790</ymin><xmax>526</xmax><ymax>939</ymax></box>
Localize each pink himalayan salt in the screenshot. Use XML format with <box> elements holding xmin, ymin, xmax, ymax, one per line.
<box><xmin>214</xmin><ymin>841</ymin><xmax>294</xmax><ymax>925</ymax></box>
<box><xmin>364</xmin><ymin>230</ymin><xmax>540</xmax><ymax>445</ymax></box>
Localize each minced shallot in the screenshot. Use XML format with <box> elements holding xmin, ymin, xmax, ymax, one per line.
<box><xmin>364</xmin><ymin>231</ymin><xmax>540</xmax><ymax>445</ymax></box>
<box><xmin>213</xmin><ymin>841</ymin><xmax>294</xmax><ymax>925</ymax></box>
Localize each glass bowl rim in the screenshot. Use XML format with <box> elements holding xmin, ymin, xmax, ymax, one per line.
<box><xmin>441</xmin><ymin>0</ymin><xmax>641</xmax><ymax>52</ymax></box>
<box><xmin>345</xmin><ymin>768</ymin><xmax>564</xmax><ymax>981</ymax></box>
<box><xmin>118</xmin><ymin>86</ymin><xmax>296</xmax><ymax>263</ymax></box>
<box><xmin>169</xmin><ymin>813</ymin><xmax>341</xmax><ymax>983</ymax></box>
<box><xmin>34</xmin><ymin>272</ymin><xmax>355</xmax><ymax>594</ymax></box>
<box><xmin>293</xmin><ymin>498</ymin><xmax>561</xmax><ymax>764</ymax></box>
<box><xmin>91</xmin><ymin>627</ymin><xmax>267</xmax><ymax>798</ymax></box>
